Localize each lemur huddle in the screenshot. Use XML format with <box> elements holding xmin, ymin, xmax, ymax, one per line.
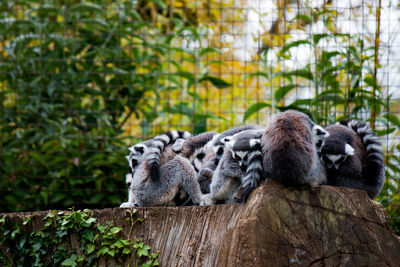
<box><xmin>120</xmin><ymin>110</ymin><xmax>385</xmax><ymax>208</ymax></box>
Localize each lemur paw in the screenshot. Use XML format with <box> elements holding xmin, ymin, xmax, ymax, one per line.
<box><xmin>172</xmin><ymin>138</ymin><xmax>186</xmax><ymax>153</ymax></box>
<box><xmin>199</xmin><ymin>194</ymin><xmax>214</xmax><ymax>206</ymax></box>
<box><xmin>120</xmin><ymin>202</ymin><xmax>137</xmax><ymax>208</ymax></box>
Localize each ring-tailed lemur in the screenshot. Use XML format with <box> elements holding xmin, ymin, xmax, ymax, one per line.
<box><xmin>212</xmin><ymin>125</ymin><xmax>264</xmax><ymax>164</ymax></box>
<box><xmin>193</xmin><ymin>125</ymin><xmax>265</xmax><ymax>194</ymax></box>
<box><xmin>173</xmin><ymin>131</ymin><xmax>219</xmax><ymax>194</ymax></box>
<box><xmin>261</xmin><ymin>110</ymin><xmax>328</xmax><ymax>187</ymax></box>
<box><xmin>177</xmin><ymin>131</ymin><xmax>218</xmax><ymax>172</ymax></box>
<box><xmin>317</xmin><ymin>120</ymin><xmax>384</xmax><ymax>199</ymax></box>
<box><xmin>127</xmin><ymin>154</ymin><xmax>206</xmax><ymax>206</ymax></box>
<box><xmin>120</xmin><ymin>130</ymin><xmax>192</xmax><ymax>207</ymax></box>
<box><xmin>200</xmin><ymin>129</ymin><xmax>265</xmax><ymax>205</ymax></box>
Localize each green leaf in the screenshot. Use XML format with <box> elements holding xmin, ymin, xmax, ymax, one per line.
<box><xmin>243</xmin><ymin>102</ymin><xmax>270</xmax><ymax>122</ymax></box>
<box><xmin>199</xmin><ymin>47</ymin><xmax>221</xmax><ymax>57</ymax></box>
<box><xmin>122</xmin><ymin>248</ymin><xmax>131</xmax><ymax>254</ymax></box>
<box><xmin>279</xmin><ymin>40</ymin><xmax>310</xmax><ymax>56</ymax></box>
<box><xmin>152</xmin><ymin>0</ymin><xmax>167</xmax><ymax>10</ymax></box>
<box><xmin>200</xmin><ymin>76</ymin><xmax>231</xmax><ymax>89</ymax></box>
<box><xmin>86</xmin><ymin>243</ymin><xmax>95</xmax><ymax>254</ymax></box>
<box><xmin>61</xmin><ymin>254</ymin><xmax>77</xmax><ymax>267</ymax></box>
<box><xmin>110</xmin><ymin>227</ymin><xmax>122</xmax><ymax>234</ymax></box>
<box><xmin>274</xmin><ymin>84</ymin><xmax>297</xmax><ymax>102</ymax></box>
<box><xmin>313</xmin><ymin>34</ymin><xmax>330</xmax><ymax>45</ymax></box>
<box><xmin>383</xmin><ymin>113</ymin><xmax>400</xmax><ymax>127</ymax></box>
<box><xmin>244</xmin><ymin>72</ymin><xmax>268</xmax><ymax>80</ymax></box>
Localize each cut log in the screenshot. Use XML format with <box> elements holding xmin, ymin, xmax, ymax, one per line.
<box><xmin>2</xmin><ymin>179</ymin><xmax>400</xmax><ymax>266</ymax></box>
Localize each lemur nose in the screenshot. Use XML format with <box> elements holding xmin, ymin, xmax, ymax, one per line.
<box><xmin>240</xmin><ymin>165</ymin><xmax>247</xmax><ymax>172</ymax></box>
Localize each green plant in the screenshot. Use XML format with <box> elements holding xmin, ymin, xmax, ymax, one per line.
<box><xmin>0</xmin><ymin>0</ymin><xmax>231</xmax><ymax>212</ymax></box>
<box><xmin>0</xmin><ymin>208</ymin><xmax>158</xmax><ymax>266</ymax></box>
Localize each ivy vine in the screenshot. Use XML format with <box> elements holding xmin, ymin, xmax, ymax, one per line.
<box><xmin>0</xmin><ymin>209</ymin><xmax>158</xmax><ymax>266</ymax></box>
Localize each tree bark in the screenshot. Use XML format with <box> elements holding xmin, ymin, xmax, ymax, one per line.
<box><xmin>2</xmin><ymin>179</ymin><xmax>400</xmax><ymax>266</ymax></box>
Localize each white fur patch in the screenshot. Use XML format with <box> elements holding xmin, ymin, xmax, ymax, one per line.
<box><xmin>222</xmin><ymin>136</ymin><xmax>231</xmax><ymax>144</ymax></box>
<box><xmin>171</xmin><ymin>130</ymin><xmax>179</xmax><ymax>139</ymax></box>
<box><xmin>130</xmin><ymin>144</ymin><xmax>146</xmax><ymax>154</ymax></box>
<box><xmin>327</xmin><ymin>154</ymin><xmax>343</xmax><ymax>163</ymax></box>
<box><xmin>182</xmin><ymin>131</ymin><xmax>192</xmax><ymax>139</ymax></box>
<box><xmin>213</xmin><ymin>145</ymin><xmax>221</xmax><ymax>154</ymax></box>
<box><xmin>158</xmin><ymin>135</ymin><xmax>170</xmax><ymax>143</ymax></box>
<box><xmin>125</xmin><ymin>173</ymin><xmax>133</xmax><ymax>184</ymax></box>
<box><xmin>235</xmin><ymin>151</ymin><xmax>248</xmax><ymax>159</ymax></box>
<box><xmin>366</xmin><ymin>144</ymin><xmax>382</xmax><ymax>152</ymax></box>
<box><xmin>362</xmin><ymin>134</ymin><xmax>376</xmax><ymax>144</ymax></box>
<box><xmin>226</xmin><ymin>140</ymin><xmax>235</xmax><ymax>150</ymax></box>
<box><xmin>249</xmin><ymin>138</ymin><xmax>261</xmax><ymax>147</ymax></box>
<box><xmin>313</xmin><ymin>125</ymin><xmax>329</xmax><ymax>137</ymax></box>
<box><xmin>345</xmin><ymin>144</ymin><xmax>355</xmax><ymax>155</ymax></box>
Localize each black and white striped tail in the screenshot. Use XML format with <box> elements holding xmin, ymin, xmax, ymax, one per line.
<box><xmin>237</xmin><ymin>150</ymin><xmax>263</xmax><ymax>203</ymax></box>
<box><xmin>339</xmin><ymin>120</ymin><xmax>384</xmax><ymax>184</ymax></box>
<box><xmin>146</xmin><ymin>130</ymin><xmax>192</xmax><ymax>182</ymax></box>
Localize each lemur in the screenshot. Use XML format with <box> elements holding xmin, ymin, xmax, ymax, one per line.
<box><xmin>200</xmin><ymin>129</ymin><xmax>265</xmax><ymax>205</ymax></box>
<box><xmin>120</xmin><ymin>130</ymin><xmax>195</xmax><ymax>207</ymax></box>
<box><xmin>172</xmin><ymin>131</ymin><xmax>219</xmax><ymax>193</ymax></box>
<box><xmin>261</xmin><ymin>110</ymin><xmax>328</xmax><ymax>187</ymax></box>
<box><xmin>193</xmin><ymin>125</ymin><xmax>265</xmax><ymax>194</ymax></box>
<box><xmin>318</xmin><ymin>120</ymin><xmax>384</xmax><ymax>199</ymax></box>
<box><xmin>212</xmin><ymin>125</ymin><xmax>264</xmax><ymax>166</ymax></box>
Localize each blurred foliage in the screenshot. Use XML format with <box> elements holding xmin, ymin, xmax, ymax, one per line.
<box><xmin>0</xmin><ymin>0</ymin><xmax>231</xmax><ymax>212</ymax></box>
<box><xmin>0</xmin><ymin>0</ymin><xmax>399</xmax><ymax>234</ymax></box>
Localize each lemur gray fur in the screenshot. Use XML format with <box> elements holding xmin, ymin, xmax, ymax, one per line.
<box><xmin>261</xmin><ymin>110</ymin><xmax>328</xmax><ymax>187</ymax></box>
<box><xmin>173</xmin><ymin>131</ymin><xmax>218</xmax><ymax>193</ymax></box>
<box><xmin>126</xmin><ymin>154</ymin><xmax>205</xmax><ymax>206</ymax></box>
<box><xmin>120</xmin><ymin>130</ymin><xmax>193</xmax><ymax>207</ymax></box>
<box><xmin>177</xmin><ymin>131</ymin><xmax>218</xmax><ymax>172</ymax></box>
<box><xmin>193</xmin><ymin>125</ymin><xmax>265</xmax><ymax>194</ymax></box>
<box><xmin>212</xmin><ymin>125</ymin><xmax>264</xmax><ymax>166</ymax></box>
<box><xmin>201</xmin><ymin>129</ymin><xmax>265</xmax><ymax>205</ymax></box>
<box><xmin>318</xmin><ymin>120</ymin><xmax>384</xmax><ymax>199</ymax></box>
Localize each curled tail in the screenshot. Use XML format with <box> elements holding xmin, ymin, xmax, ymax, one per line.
<box><xmin>145</xmin><ymin>130</ymin><xmax>192</xmax><ymax>183</ymax></box>
<box><xmin>340</xmin><ymin>120</ymin><xmax>385</xmax><ymax>197</ymax></box>
<box><xmin>237</xmin><ymin>150</ymin><xmax>263</xmax><ymax>202</ymax></box>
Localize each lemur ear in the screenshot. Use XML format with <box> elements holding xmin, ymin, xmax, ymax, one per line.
<box><xmin>134</xmin><ymin>145</ymin><xmax>145</xmax><ymax>154</ymax></box>
<box><xmin>345</xmin><ymin>144</ymin><xmax>355</xmax><ymax>155</ymax></box>
<box><xmin>249</xmin><ymin>138</ymin><xmax>261</xmax><ymax>148</ymax></box>
<box><xmin>221</xmin><ymin>136</ymin><xmax>232</xmax><ymax>144</ymax></box>
<box><xmin>313</xmin><ymin>125</ymin><xmax>329</xmax><ymax>137</ymax></box>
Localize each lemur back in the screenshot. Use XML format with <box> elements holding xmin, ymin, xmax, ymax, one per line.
<box><xmin>261</xmin><ymin>110</ymin><xmax>328</xmax><ymax>187</ymax></box>
<box><xmin>201</xmin><ymin>129</ymin><xmax>264</xmax><ymax>205</ymax></box>
<box><xmin>319</xmin><ymin>120</ymin><xmax>384</xmax><ymax>199</ymax></box>
<box><xmin>127</xmin><ymin>155</ymin><xmax>204</xmax><ymax>206</ymax></box>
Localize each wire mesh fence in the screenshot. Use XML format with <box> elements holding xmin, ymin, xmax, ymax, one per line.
<box><xmin>0</xmin><ymin>0</ymin><xmax>399</xmax><ymax>232</ymax></box>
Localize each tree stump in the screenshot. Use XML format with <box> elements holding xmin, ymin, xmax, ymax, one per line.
<box><xmin>2</xmin><ymin>179</ymin><xmax>400</xmax><ymax>266</ymax></box>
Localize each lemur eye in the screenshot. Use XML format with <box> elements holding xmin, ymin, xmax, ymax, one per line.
<box><xmin>196</xmin><ymin>152</ymin><xmax>205</xmax><ymax>160</ymax></box>
<box><xmin>128</xmin><ymin>167</ymin><xmax>133</xmax><ymax>174</ymax></box>
<box><xmin>217</xmin><ymin>147</ymin><xmax>223</xmax><ymax>155</ymax></box>
<box><xmin>131</xmin><ymin>159</ymin><xmax>138</xmax><ymax>167</ymax></box>
<box><xmin>234</xmin><ymin>154</ymin><xmax>241</xmax><ymax>161</ymax></box>
<box><xmin>243</xmin><ymin>154</ymin><xmax>248</xmax><ymax>161</ymax></box>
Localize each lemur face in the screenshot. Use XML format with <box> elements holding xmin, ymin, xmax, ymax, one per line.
<box><xmin>127</xmin><ymin>144</ymin><xmax>147</xmax><ymax>174</ymax></box>
<box><xmin>223</xmin><ymin>133</ymin><xmax>261</xmax><ymax>172</ymax></box>
<box><xmin>320</xmin><ymin>142</ymin><xmax>355</xmax><ymax>170</ymax></box>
